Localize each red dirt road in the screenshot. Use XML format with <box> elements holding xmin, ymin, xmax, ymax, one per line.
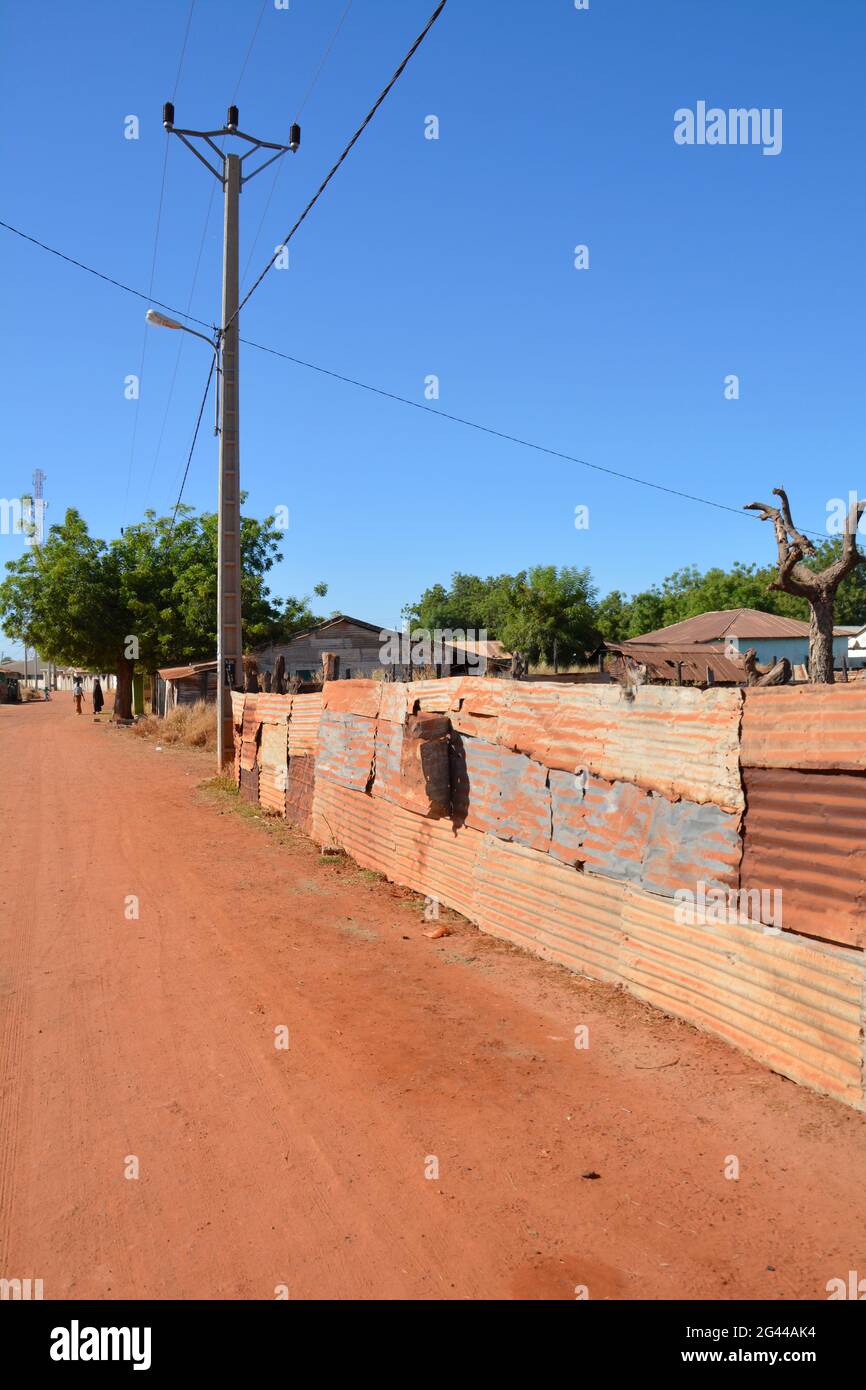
<box><xmin>2</xmin><ymin>700</ymin><xmax>865</xmax><ymax>1301</ymax></box>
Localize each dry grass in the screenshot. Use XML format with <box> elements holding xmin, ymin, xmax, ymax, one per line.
<box><xmin>132</xmin><ymin>700</ymin><xmax>217</xmax><ymax>752</ymax></box>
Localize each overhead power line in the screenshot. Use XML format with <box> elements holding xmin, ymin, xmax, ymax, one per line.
<box><xmin>241</xmin><ymin>0</ymin><xmax>357</xmax><ymax>292</ymax></box>
<box><xmin>0</xmin><ymin>219</ymin><xmax>214</xmax><ymax>330</ymax></box>
<box><xmin>0</xmin><ymin>217</ymin><xmax>829</xmax><ymax>538</ymax></box>
<box><xmin>228</xmin><ymin>0</ymin><xmax>449</xmax><ymax>329</ymax></box>
<box><xmin>170</xmin><ymin>354</ymin><xmax>216</xmax><ymax>527</ymax></box>
<box><xmin>122</xmin><ymin>0</ymin><xmax>200</xmax><ymax>522</ymax></box>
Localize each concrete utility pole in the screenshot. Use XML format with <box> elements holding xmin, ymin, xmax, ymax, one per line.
<box><xmin>162</xmin><ymin>103</ymin><xmax>300</xmax><ymax>767</ymax></box>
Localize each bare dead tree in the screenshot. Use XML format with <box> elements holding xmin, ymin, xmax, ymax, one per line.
<box><xmin>744</xmin><ymin>487</ymin><xmax>865</xmax><ymax>683</ymax></box>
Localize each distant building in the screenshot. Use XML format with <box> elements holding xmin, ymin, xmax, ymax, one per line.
<box><xmin>629</xmin><ymin>608</ymin><xmax>851</xmax><ymax>670</ymax></box>
<box><xmin>254</xmin><ymin>615</ymin><xmax>510</xmax><ymax>682</ymax></box>
<box><xmin>155</xmin><ymin>660</ymin><xmax>218</xmax><ymax>714</ymax></box>
<box><xmin>839</xmin><ymin>623</ymin><xmax>866</xmax><ymax>670</ymax></box>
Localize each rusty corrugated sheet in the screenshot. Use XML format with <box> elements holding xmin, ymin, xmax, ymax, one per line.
<box><xmin>231</xmin><ymin>691</ymin><xmax>246</xmax><ymax>726</ymax></box>
<box><xmin>378</xmin><ymin>682</ymin><xmax>408</xmax><ymax>724</ymax></box>
<box><xmin>741</xmin><ymin>685</ymin><xmax>866</xmax><ymax>771</ymax></box>
<box><xmin>398</xmin><ymin>714</ymin><xmax>451</xmax><ymax>816</ymax></box>
<box><xmin>498</xmin><ymin>684</ymin><xmax>744</xmax><ymax>813</ymax></box>
<box><xmin>239</xmin><ymin>764</ymin><xmax>259</xmax><ymax>804</ymax></box>
<box><xmin>286</xmin><ymin>754</ymin><xmax>316</xmax><ymax>833</ymax></box>
<box><xmin>316</xmin><ymin>710</ymin><xmax>375</xmax><ymax>791</ymax></box>
<box><xmin>390</xmin><ymin>802</ymin><xmax>482</xmax><ymax>919</ymax></box>
<box><xmin>311</xmin><ymin>778</ymin><xmax>395</xmax><ymax>875</ymax></box>
<box><xmin>740</xmin><ymin>768</ymin><xmax>866</xmax><ymax>949</ymax></box>
<box><xmin>241</xmin><ymin>697</ymin><xmax>261</xmax><ymax>742</ymax></box>
<box><xmin>322</xmin><ymin>679</ymin><xmax>382</xmax><ymax>719</ymax></box>
<box><xmin>372</xmin><ymin>719</ymin><xmax>403</xmax><ymax>802</ymax></box>
<box><xmin>258</xmin><ymin>723</ymin><xmax>288</xmax><ymax>815</ymax></box>
<box><xmin>451</xmin><ymin>735</ymin><xmax>552</xmax><ymax>853</ymax></box>
<box><xmin>620</xmin><ymin>884</ymin><xmax>866</xmax><ymax>1109</ymax></box>
<box><xmin>255</xmin><ymin>693</ymin><xmax>292</xmax><ymax>724</ymax></box>
<box><xmin>474</xmin><ymin>835</ymin><xmax>625</xmax><ymax>983</ymax></box>
<box><xmin>641</xmin><ymin>796</ymin><xmax>742</xmax><ymax>898</ymax></box>
<box><xmin>288</xmin><ymin>692</ymin><xmax>322</xmax><ymax>755</ymax></box>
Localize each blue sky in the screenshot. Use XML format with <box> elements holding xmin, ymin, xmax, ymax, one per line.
<box><xmin>2</xmin><ymin>0</ymin><xmax>864</xmax><ymax>653</ymax></box>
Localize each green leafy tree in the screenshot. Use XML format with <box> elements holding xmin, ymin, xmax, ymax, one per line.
<box><xmin>0</xmin><ymin>504</ymin><xmax>327</xmax><ymax>718</ymax></box>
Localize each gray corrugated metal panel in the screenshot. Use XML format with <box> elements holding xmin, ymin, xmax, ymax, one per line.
<box><xmin>641</xmin><ymin>797</ymin><xmax>742</xmax><ymax>898</ymax></box>
<box><xmin>390</xmin><ymin>803</ymin><xmax>482</xmax><ymax>919</ymax></box>
<box><xmin>473</xmin><ymin>835</ymin><xmax>625</xmax><ymax>984</ymax></box>
<box><xmin>583</xmin><ymin>780</ymin><xmax>652</xmax><ymax>884</ymax></box>
<box><xmin>740</xmin><ymin>768</ymin><xmax>866</xmax><ymax>949</ymax></box>
<box><xmin>451</xmin><ymin>735</ymin><xmax>551</xmax><ymax>853</ymax></box>
<box><xmin>311</xmin><ymin>777</ymin><xmax>395</xmax><ymax>875</ymax></box>
<box><xmin>741</xmin><ymin>685</ymin><xmax>866</xmax><ymax>771</ymax></box>
<box><xmin>315</xmin><ymin>710</ymin><xmax>375</xmax><ymax>791</ymax></box>
<box><xmin>288</xmin><ymin>692</ymin><xmax>322</xmax><ymax>754</ymax></box>
<box><xmin>620</xmin><ymin>885</ymin><xmax>866</xmax><ymax>1109</ymax></box>
<box><xmin>548</xmin><ymin>768</ymin><xmax>601</xmax><ymax>865</ymax></box>
<box><xmin>322</xmin><ymin>679</ymin><xmax>382</xmax><ymax>719</ymax></box>
<box><xmin>258</xmin><ymin>724</ymin><xmax>288</xmax><ymax>815</ymax></box>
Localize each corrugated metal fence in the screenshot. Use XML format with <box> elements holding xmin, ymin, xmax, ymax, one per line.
<box><xmin>231</xmin><ymin>677</ymin><xmax>866</xmax><ymax>1110</ymax></box>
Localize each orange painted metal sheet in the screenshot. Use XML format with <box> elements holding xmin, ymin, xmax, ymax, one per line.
<box><xmin>322</xmin><ymin>679</ymin><xmax>382</xmax><ymax>719</ymax></box>
<box><xmin>741</xmin><ymin>685</ymin><xmax>866</xmax><ymax>771</ymax></box>
<box><xmin>474</xmin><ymin>835</ymin><xmax>625</xmax><ymax>984</ymax></box>
<box><xmin>255</xmin><ymin>692</ymin><xmax>293</xmax><ymax>724</ymax></box>
<box><xmin>390</xmin><ymin>803</ymin><xmax>483</xmax><ymax>919</ymax></box>
<box><xmin>740</xmin><ymin>767</ymin><xmax>866</xmax><ymax>948</ymax></box>
<box><xmin>496</xmin><ymin>684</ymin><xmax>744</xmax><ymax>812</ymax></box>
<box><xmin>378</xmin><ymin>682</ymin><xmax>408</xmax><ymax>725</ymax></box>
<box><xmin>620</xmin><ymin>885</ymin><xmax>866</xmax><ymax>1109</ymax></box>
<box><xmin>311</xmin><ymin>778</ymin><xmax>395</xmax><ymax>876</ymax></box>
<box><xmin>241</xmin><ymin>697</ymin><xmax>260</xmax><ymax>742</ymax></box>
<box><xmin>288</xmin><ymin>692</ymin><xmax>322</xmax><ymax>755</ymax></box>
<box><xmin>451</xmin><ymin>734</ymin><xmax>551</xmax><ymax>853</ymax></box>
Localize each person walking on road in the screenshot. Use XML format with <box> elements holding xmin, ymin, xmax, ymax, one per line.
<box><xmin>92</xmin><ymin>677</ymin><xmax>104</xmax><ymax>718</ymax></box>
<box><xmin>72</xmin><ymin>675</ymin><xmax>84</xmax><ymax>716</ymax></box>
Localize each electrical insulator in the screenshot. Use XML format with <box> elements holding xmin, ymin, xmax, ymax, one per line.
<box><xmin>289</xmin><ymin>123</ymin><xmax>301</xmax><ymax>152</ymax></box>
<box><xmin>227</xmin><ymin>105</ymin><xmax>239</xmax><ymax>130</ymax></box>
<box><xmin>163</xmin><ymin>102</ymin><xmax>175</xmax><ymax>129</ymax></box>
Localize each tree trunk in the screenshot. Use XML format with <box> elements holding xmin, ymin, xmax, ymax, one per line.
<box><xmin>150</xmin><ymin>670</ymin><xmax>159</xmax><ymax>714</ymax></box>
<box><xmin>115</xmin><ymin>655</ymin><xmax>135</xmax><ymax>720</ymax></box>
<box><xmin>808</xmin><ymin>595</ymin><xmax>836</xmax><ymax>683</ymax></box>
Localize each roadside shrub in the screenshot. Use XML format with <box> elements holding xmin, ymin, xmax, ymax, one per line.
<box><xmin>131</xmin><ymin>701</ymin><xmax>217</xmax><ymax>752</ymax></box>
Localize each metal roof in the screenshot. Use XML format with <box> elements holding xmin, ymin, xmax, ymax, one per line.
<box><xmin>606</xmin><ymin>641</ymin><xmax>746</xmax><ymax>684</ymax></box>
<box><xmin>157</xmin><ymin>660</ymin><xmax>217</xmax><ymax>680</ymax></box>
<box><xmin>631</xmin><ymin>608</ymin><xmax>845</xmax><ymax>644</ymax></box>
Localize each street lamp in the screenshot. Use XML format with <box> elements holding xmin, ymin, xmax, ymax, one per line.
<box><xmin>146</xmin><ymin>307</ymin><xmax>222</xmax><ymax>438</ymax></box>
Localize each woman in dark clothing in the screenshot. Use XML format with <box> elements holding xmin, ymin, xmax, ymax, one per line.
<box><xmin>92</xmin><ymin>678</ymin><xmax>104</xmax><ymax>715</ymax></box>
